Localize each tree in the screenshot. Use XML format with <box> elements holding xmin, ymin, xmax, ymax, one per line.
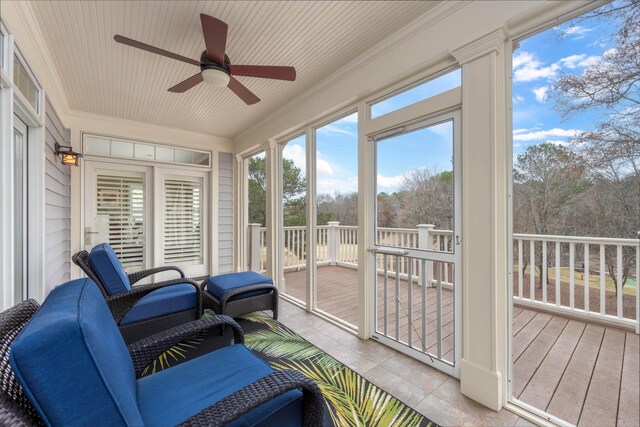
<box><xmin>398</xmin><ymin>169</ymin><xmax>453</xmax><ymax>230</ymax></box>
<box><xmin>513</xmin><ymin>143</ymin><xmax>590</xmax><ymax>286</ymax></box>
<box><xmin>551</xmin><ymin>0</ymin><xmax>639</xmax><ymax>292</ymax></box>
<box><xmin>247</xmin><ymin>156</ymin><xmax>306</xmax><ymax>226</ymax></box>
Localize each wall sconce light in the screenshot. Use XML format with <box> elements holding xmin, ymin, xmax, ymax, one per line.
<box><xmin>54</xmin><ymin>142</ymin><xmax>82</xmax><ymax>166</ymax></box>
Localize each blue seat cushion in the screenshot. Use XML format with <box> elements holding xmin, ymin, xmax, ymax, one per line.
<box><xmin>137</xmin><ymin>344</ymin><xmax>302</xmax><ymax>427</ymax></box>
<box><xmin>88</xmin><ymin>243</ymin><xmax>131</xmax><ymax>295</ymax></box>
<box><xmin>120</xmin><ymin>283</ymin><xmax>197</xmax><ymax>325</ymax></box>
<box><xmin>205</xmin><ymin>271</ymin><xmax>273</xmax><ymax>302</ymax></box>
<box><xmin>10</xmin><ymin>278</ymin><xmax>143</xmax><ymax>427</ymax></box>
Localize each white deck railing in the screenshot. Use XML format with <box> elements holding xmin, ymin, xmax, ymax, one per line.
<box><xmin>248</xmin><ymin>223</ymin><xmax>639</xmax><ymax>330</ymax></box>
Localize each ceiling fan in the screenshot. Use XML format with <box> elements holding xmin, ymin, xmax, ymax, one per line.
<box><xmin>114</xmin><ymin>14</ymin><xmax>296</xmax><ymax>105</ymax></box>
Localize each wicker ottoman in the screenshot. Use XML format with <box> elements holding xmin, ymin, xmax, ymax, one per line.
<box><xmin>202</xmin><ymin>271</ymin><xmax>278</xmax><ymax>319</ymax></box>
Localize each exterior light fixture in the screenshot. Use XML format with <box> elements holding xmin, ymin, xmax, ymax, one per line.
<box><xmin>54</xmin><ymin>142</ymin><xmax>82</xmax><ymax>166</ymax></box>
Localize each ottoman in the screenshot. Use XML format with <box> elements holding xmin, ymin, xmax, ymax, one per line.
<box><xmin>202</xmin><ymin>271</ymin><xmax>278</xmax><ymax>319</ymax></box>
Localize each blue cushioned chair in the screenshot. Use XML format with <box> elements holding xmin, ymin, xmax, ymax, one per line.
<box><xmin>9</xmin><ymin>279</ymin><xmax>324</xmax><ymax>427</ymax></box>
<box><xmin>72</xmin><ymin>243</ymin><xmax>202</xmax><ymax>343</ymax></box>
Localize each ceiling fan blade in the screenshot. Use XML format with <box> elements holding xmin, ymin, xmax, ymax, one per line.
<box><xmin>228</xmin><ymin>76</ymin><xmax>260</xmax><ymax>105</ymax></box>
<box><xmin>114</xmin><ymin>35</ymin><xmax>200</xmax><ymax>66</ymax></box>
<box><xmin>200</xmin><ymin>14</ymin><xmax>228</xmax><ymax>64</ymax></box>
<box><xmin>229</xmin><ymin>65</ymin><xmax>296</xmax><ymax>81</ymax></box>
<box><xmin>168</xmin><ymin>73</ymin><xmax>204</xmax><ymax>93</ymax></box>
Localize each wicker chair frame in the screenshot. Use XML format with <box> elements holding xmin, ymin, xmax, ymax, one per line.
<box><xmin>72</xmin><ymin>250</ymin><xmax>202</xmax><ymax>343</ymax></box>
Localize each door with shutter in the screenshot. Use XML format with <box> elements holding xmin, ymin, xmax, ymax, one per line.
<box><xmin>84</xmin><ymin>162</ymin><xmax>152</xmax><ymax>274</ymax></box>
<box><xmin>159</xmin><ymin>171</ymin><xmax>208</xmax><ymax>277</ymax></box>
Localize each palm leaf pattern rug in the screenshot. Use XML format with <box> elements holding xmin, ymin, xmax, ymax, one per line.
<box><xmin>141</xmin><ymin>311</ymin><xmax>437</xmax><ymax>427</ymax></box>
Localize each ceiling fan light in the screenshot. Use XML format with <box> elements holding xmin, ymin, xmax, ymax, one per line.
<box><xmin>201</xmin><ymin>68</ymin><xmax>230</xmax><ymax>87</ymax></box>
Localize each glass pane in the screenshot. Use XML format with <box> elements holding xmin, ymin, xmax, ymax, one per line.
<box><xmin>13</xmin><ymin>126</ymin><xmax>25</xmax><ymax>304</ymax></box>
<box><xmin>247</xmin><ymin>152</ymin><xmax>267</xmax><ymax>272</ymax></box>
<box><xmin>13</xmin><ymin>54</ymin><xmax>39</xmax><ymax>111</ymax></box>
<box><xmin>164</xmin><ymin>177</ymin><xmax>203</xmax><ymax>265</ymax></box>
<box><xmin>370</xmin><ymin>69</ymin><xmax>460</xmax><ymax>119</ymax></box>
<box><xmin>96</xmin><ymin>173</ymin><xmax>146</xmax><ymax>272</ymax></box>
<box><xmin>281</xmin><ymin>134</ymin><xmax>307</xmax><ymax>305</ymax></box>
<box><xmin>314</xmin><ymin>112</ymin><xmax>358</xmax><ymax>326</ymax></box>
<box><xmin>376</xmin><ymin>120</ymin><xmax>454</xmax><ymax>253</ymax></box>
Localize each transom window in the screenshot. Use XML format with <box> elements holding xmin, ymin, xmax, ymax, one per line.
<box><xmin>13</xmin><ymin>53</ymin><xmax>39</xmax><ymax>112</ymax></box>
<box><xmin>369</xmin><ymin>68</ymin><xmax>461</xmax><ymax>119</ymax></box>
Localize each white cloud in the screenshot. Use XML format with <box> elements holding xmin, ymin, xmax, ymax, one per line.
<box><xmin>377</xmin><ymin>174</ymin><xmax>405</xmax><ymax>189</ymax></box>
<box><xmin>317</xmin><ymin>158</ymin><xmax>334</xmax><ymax>177</ymax></box>
<box><xmin>513</xmin><ymin>128</ymin><xmax>535</xmax><ymax>135</ymax></box>
<box><xmin>338</xmin><ymin>113</ymin><xmax>358</xmax><ymax>123</ymax></box>
<box><xmin>513</xmin><ymin>128</ymin><xmax>581</xmax><ymax>142</ymax></box>
<box><xmin>317</xmin><ymin>124</ymin><xmax>355</xmax><ymax>137</ymax></box>
<box><xmin>577</xmin><ymin>55</ymin><xmax>600</xmax><ymax>68</ymax></box>
<box><xmin>533</xmin><ymin>86</ymin><xmax>548</xmax><ymax>103</ymax></box>
<box><xmin>559</xmin><ymin>54</ymin><xmax>587</xmax><ymax>69</ymax></box>
<box><xmin>560</xmin><ymin>25</ymin><xmax>593</xmax><ymax>39</ymax></box>
<box><xmin>513</xmin><ymin>95</ymin><xmax>525</xmax><ymax>104</ymax></box>
<box><xmin>283</xmin><ymin>143</ymin><xmax>334</xmax><ymax>177</ymax></box>
<box><xmin>513</xmin><ymin>51</ymin><xmax>560</xmax><ymax>82</ymax></box>
<box><xmin>282</xmin><ymin>144</ymin><xmax>306</xmax><ymax>173</ymax></box>
<box><xmin>317</xmin><ymin>177</ymin><xmax>357</xmax><ymax>195</ymax></box>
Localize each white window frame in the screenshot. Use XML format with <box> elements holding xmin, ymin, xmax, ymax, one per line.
<box><xmin>0</xmin><ymin>20</ymin><xmax>47</xmax><ymax>309</ymax></box>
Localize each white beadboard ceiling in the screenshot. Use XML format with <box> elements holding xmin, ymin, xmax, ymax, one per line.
<box><xmin>29</xmin><ymin>1</ymin><xmax>439</xmax><ymax>139</ymax></box>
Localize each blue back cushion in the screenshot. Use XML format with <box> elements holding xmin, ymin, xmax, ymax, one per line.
<box><xmin>10</xmin><ymin>279</ymin><xmax>143</xmax><ymax>427</ymax></box>
<box><xmin>88</xmin><ymin>243</ymin><xmax>131</xmax><ymax>295</ymax></box>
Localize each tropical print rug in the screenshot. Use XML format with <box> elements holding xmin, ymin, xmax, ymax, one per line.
<box><xmin>141</xmin><ymin>311</ymin><xmax>437</xmax><ymax>427</ymax></box>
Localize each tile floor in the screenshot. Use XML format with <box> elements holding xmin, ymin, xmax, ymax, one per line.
<box><xmin>277</xmin><ymin>299</ymin><xmax>535</xmax><ymax>427</ymax></box>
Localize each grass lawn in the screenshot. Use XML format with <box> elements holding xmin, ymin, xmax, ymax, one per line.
<box><xmin>515</xmin><ymin>266</ymin><xmax>637</xmax><ymax>296</ymax></box>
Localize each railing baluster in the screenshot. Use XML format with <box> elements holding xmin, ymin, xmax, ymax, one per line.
<box><xmin>584</xmin><ymin>244</ymin><xmax>590</xmax><ymax>312</ymax></box>
<box><xmin>600</xmin><ymin>244</ymin><xmax>605</xmax><ymax>315</ymax></box>
<box><xmin>617</xmin><ymin>245</ymin><xmax>623</xmax><ymax>319</ymax></box>
<box><xmin>518</xmin><ymin>239</ymin><xmax>523</xmax><ymax>298</ymax></box>
<box><xmin>384</xmin><ymin>254</ymin><xmax>388</xmax><ymax>336</ymax></box>
<box><xmin>556</xmin><ymin>242</ymin><xmax>561</xmax><ymax>306</ymax></box>
<box><xmin>542</xmin><ymin>242</ymin><xmax>547</xmax><ymax>304</ymax></box>
<box><xmin>395</xmin><ymin>255</ymin><xmax>400</xmax><ymax>340</ymax></box>
<box><xmin>421</xmin><ymin>259</ymin><xmax>427</xmax><ymax>352</ymax></box>
<box><xmin>530</xmin><ymin>240</ymin><xmax>535</xmax><ymax>301</ymax></box>
<box><xmin>570</xmin><ymin>242</ymin><xmax>575</xmax><ymax>309</ymax></box>
<box><xmin>636</xmin><ymin>247</ymin><xmax>639</xmax><ymax>334</ymax></box>
<box><xmin>436</xmin><ymin>262</ymin><xmax>442</xmax><ymax>359</ymax></box>
<box><xmin>407</xmin><ymin>257</ymin><xmax>413</xmax><ymax>347</ymax></box>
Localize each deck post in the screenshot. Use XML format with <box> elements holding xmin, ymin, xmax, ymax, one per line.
<box><xmin>327</xmin><ymin>221</ymin><xmax>340</xmax><ymax>265</ymax></box>
<box><xmin>418</xmin><ymin>224</ymin><xmax>435</xmax><ymax>287</ymax></box>
<box><xmin>248</xmin><ymin>223</ymin><xmax>261</xmax><ymax>272</ymax></box>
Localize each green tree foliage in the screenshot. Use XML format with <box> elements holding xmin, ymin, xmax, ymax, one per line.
<box><xmin>248</xmin><ymin>156</ymin><xmax>306</xmax><ymax>226</ymax></box>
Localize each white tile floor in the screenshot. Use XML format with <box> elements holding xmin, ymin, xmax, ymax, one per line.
<box><xmin>277</xmin><ymin>299</ymin><xmax>534</xmax><ymax>427</ymax></box>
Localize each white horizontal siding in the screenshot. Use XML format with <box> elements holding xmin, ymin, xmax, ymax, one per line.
<box><xmin>218</xmin><ymin>153</ymin><xmax>234</xmax><ymax>273</ymax></box>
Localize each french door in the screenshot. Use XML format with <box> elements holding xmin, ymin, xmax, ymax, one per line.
<box><xmin>370</xmin><ymin>111</ymin><xmax>462</xmax><ymax>377</ymax></box>
<box><xmin>84</xmin><ymin>161</ymin><xmax>209</xmax><ymax>278</ymax></box>
<box><xmin>84</xmin><ymin>163</ymin><xmax>152</xmax><ymax>274</ymax></box>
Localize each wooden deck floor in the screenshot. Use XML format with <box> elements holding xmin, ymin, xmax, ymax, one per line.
<box><xmin>283</xmin><ymin>265</ymin><xmax>639</xmax><ymax>427</ymax></box>
<box><xmin>284</xmin><ymin>265</ymin><xmax>455</xmax><ymax>362</ymax></box>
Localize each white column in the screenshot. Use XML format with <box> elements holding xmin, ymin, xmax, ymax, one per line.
<box><xmin>450</xmin><ymin>27</ymin><xmax>508</xmax><ymax>411</ymax></box>
<box><xmin>327</xmin><ymin>221</ymin><xmax>340</xmax><ymax>265</ymax></box>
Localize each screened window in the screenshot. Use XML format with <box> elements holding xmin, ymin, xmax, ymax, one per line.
<box><xmin>163</xmin><ymin>176</ymin><xmax>203</xmax><ymax>265</ymax></box>
<box><xmin>96</xmin><ymin>174</ymin><xmax>146</xmax><ymax>271</ymax></box>
<box><xmin>13</xmin><ymin>54</ymin><xmax>39</xmax><ymax>112</ymax></box>
<box><xmin>370</xmin><ymin>68</ymin><xmax>461</xmax><ymax>119</ymax></box>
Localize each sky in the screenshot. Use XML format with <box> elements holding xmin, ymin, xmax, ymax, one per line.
<box><xmin>281</xmin><ymin>3</ymin><xmax>618</xmax><ymax>197</ymax></box>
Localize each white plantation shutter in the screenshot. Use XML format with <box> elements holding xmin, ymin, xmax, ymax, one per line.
<box><xmin>96</xmin><ymin>174</ymin><xmax>146</xmax><ymax>271</ymax></box>
<box><xmin>164</xmin><ymin>176</ymin><xmax>203</xmax><ymax>265</ymax></box>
